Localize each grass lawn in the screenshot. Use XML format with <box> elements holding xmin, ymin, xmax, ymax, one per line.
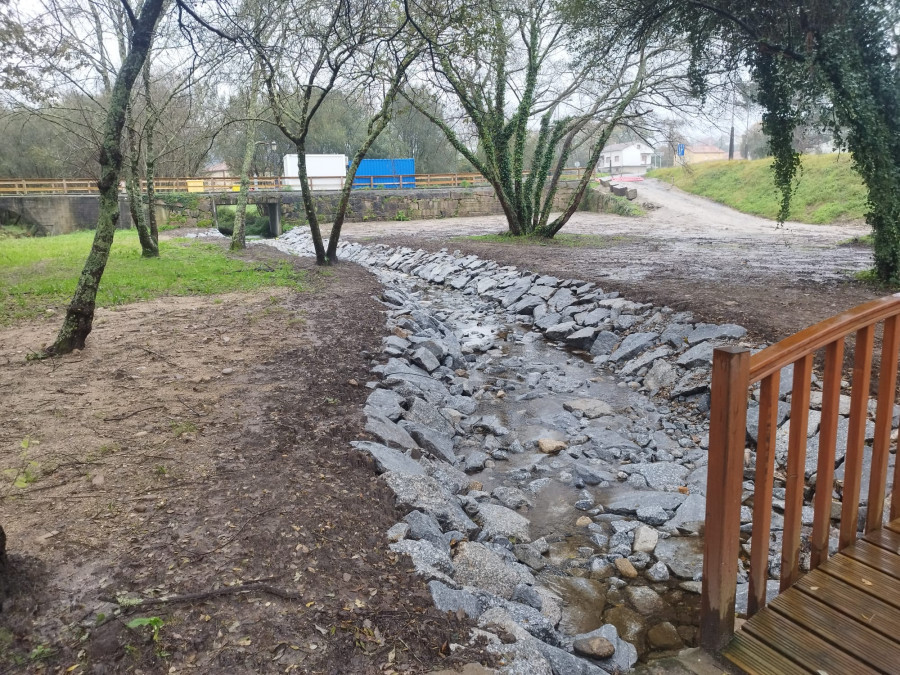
<box><xmin>0</xmin><ymin>230</ymin><xmax>305</xmax><ymax>326</ymax></box>
<box><xmin>648</xmin><ymin>153</ymin><xmax>868</xmax><ymax>224</ymax></box>
<box><xmin>461</xmin><ymin>232</ymin><xmax>634</xmax><ymax>248</ymax></box>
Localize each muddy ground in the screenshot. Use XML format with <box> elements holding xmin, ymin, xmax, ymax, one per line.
<box><xmin>344</xmin><ymin>178</ymin><xmax>880</xmax><ymax>347</ymax></box>
<box><xmin>0</xmin><ymin>245</ymin><xmax>489</xmax><ymax>674</ymax></box>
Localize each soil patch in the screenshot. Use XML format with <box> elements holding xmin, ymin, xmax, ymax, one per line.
<box><xmin>0</xmin><ymin>246</ymin><xmax>487</xmax><ymax>674</ymax></box>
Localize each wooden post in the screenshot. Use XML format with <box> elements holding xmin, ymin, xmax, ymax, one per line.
<box><xmin>701</xmin><ymin>346</ymin><xmax>751</xmax><ymax>653</ymax></box>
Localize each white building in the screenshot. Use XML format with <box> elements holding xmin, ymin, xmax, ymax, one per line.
<box><xmin>282</xmin><ymin>154</ymin><xmax>347</xmax><ymax>191</ymax></box>
<box><xmin>598</xmin><ymin>142</ymin><xmax>656</xmax><ymax>175</ymax></box>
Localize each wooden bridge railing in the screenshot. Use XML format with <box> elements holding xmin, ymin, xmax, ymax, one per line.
<box><xmin>700</xmin><ymin>294</ymin><xmax>900</xmax><ymax>652</ymax></box>
<box><xmin>0</xmin><ymin>169</ymin><xmax>587</xmax><ymax>195</ymax></box>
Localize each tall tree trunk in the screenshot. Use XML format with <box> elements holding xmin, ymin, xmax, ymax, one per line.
<box><xmin>44</xmin><ymin>0</ymin><xmax>166</xmax><ymax>356</ymax></box>
<box><xmin>295</xmin><ymin>140</ymin><xmax>327</xmax><ymax>264</ymax></box>
<box><xmin>232</xmin><ymin>63</ymin><xmax>262</xmax><ymax>251</ymax></box>
<box><xmin>143</xmin><ymin>57</ymin><xmax>159</xmax><ymax>245</ymax></box>
<box><xmin>126</xmin><ymin>113</ymin><xmax>158</xmax><ymax>257</ymax></box>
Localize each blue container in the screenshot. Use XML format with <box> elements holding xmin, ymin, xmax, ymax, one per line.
<box><xmin>353</xmin><ymin>158</ymin><xmax>415</xmax><ymax>189</ymax></box>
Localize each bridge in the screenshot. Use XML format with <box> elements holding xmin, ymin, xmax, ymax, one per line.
<box><xmin>701</xmin><ymin>295</ymin><xmax>900</xmax><ymax>673</ymax></box>
<box><xmin>0</xmin><ymin>170</ymin><xmax>590</xmax><ymax>236</ymax></box>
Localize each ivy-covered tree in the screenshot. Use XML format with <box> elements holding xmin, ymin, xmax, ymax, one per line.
<box><xmin>607</xmin><ymin>0</ymin><xmax>900</xmax><ymax>281</ymax></box>
<box><xmin>404</xmin><ymin>0</ymin><xmax>693</xmax><ymax>237</ymax></box>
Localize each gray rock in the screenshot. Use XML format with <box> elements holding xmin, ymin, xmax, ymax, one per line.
<box><xmin>511</xmin><ymin>584</ymin><xmax>543</xmax><ymax>610</ymax></box>
<box><xmin>579</xmin><ymin>307</ymin><xmax>612</xmax><ymax>327</ymax></box>
<box><xmin>383</xmin><ymin>335</ymin><xmax>410</xmax><ymax>355</ymax></box>
<box><xmin>645</xmin><ymin>560</ymin><xmax>670</xmax><ymax>582</ymax></box>
<box><xmin>675</xmin><ymin>341</ymin><xmax>715</xmax><ymax>369</ymax></box>
<box><xmin>428</xmin><ymin>580</ymin><xmax>484</xmax><ymax>619</ymax></box>
<box><xmin>488</xmin><ymin>640</ymin><xmax>554</xmax><ymax>675</ymax></box>
<box><xmin>549</xmin><ymin>288</ymin><xmax>576</xmax><ymax>312</ymax></box>
<box><xmin>544</xmin><ymin>321</ymin><xmax>579</xmax><ymax>341</ymax></box>
<box><xmin>575</xmin><ymin>463</ymin><xmax>617</xmax><ymax>486</ymax></box>
<box><xmin>390</xmin><ymin>538</ymin><xmax>455</xmax><ymax>577</ymax></box>
<box><xmin>564</xmin><ymin>398</ymin><xmax>615</xmax><ymax>419</ymax></box>
<box><xmin>513</xmin><ymin>543</ymin><xmax>547</xmax><ymax>571</ymax></box>
<box><xmin>365</xmin><ymin>388</ymin><xmax>405</xmax><ymax>421</ymax></box>
<box><xmin>670</xmin><ymin>369</ymin><xmax>709</xmax><ymax>398</ymax></box>
<box><xmin>643</xmin><ymin>359</ymin><xmax>678</xmax><ymax>391</ymax></box>
<box><xmin>604</xmin><ymin>490</ymin><xmax>687</xmax><ymax>515</ymax></box>
<box><xmin>535</xmin><ymin>313</ymin><xmax>564</xmax><ymax>331</ymax></box>
<box><xmin>619</xmin><ymin>346</ymin><xmax>672</xmax><ymax>376</ymax></box>
<box><xmin>624</xmin><ymin>463</ymin><xmax>689</xmax><ymax>490</ymax></box>
<box><xmin>571</xmin><ymin>624</ymin><xmax>637</xmax><ymax>674</ymax></box>
<box><xmin>453</xmin><ymin>541</ymin><xmax>531</xmax><ymax>599</ymax></box>
<box><xmin>566</xmin><ymin>327</ymin><xmax>600</xmax><ymax>350</ymax></box>
<box><xmin>403</xmin><ymin>423</ymin><xmax>456</xmax><ymax>464</ymax></box>
<box><xmin>411</xmin><ymin>347</ymin><xmax>440</xmax><ymax>373</ymax></box>
<box><xmin>632</xmin><ymin>525</ymin><xmax>658</xmax><ymax>553</ymax></box>
<box><xmin>636</xmin><ymin>505</ymin><xmax>669</xmax><ymax>526</ymax></box>
<box><xmin>531</xmin><ymin>639</ymin><xmax>614</xmax><ymax>675</ymax></box>
<box><xmin>686</xmin><ymin>323</ymin><xmax>747</xmax><ymax>345</ymax></box>
<box><xmin>609</xmin><ymin>332</ymin><xmax>659</xmax><ymax>364</ymax></box>
<box><xmin>660</xmin><ymin>323</ymin><xmax>691</xmax><ymax>348</ymax></box>
<box><xmin>746</xmin><ymin>400</ymin><xmax>791</xmax><ymax>444</ymax></box>
<box><xmin>590</xmin><ymin>331</ymin><xmax>620</xmax><ymax>356</ymax></box>
<box><xmin>382</xmin><ymin>471</ymin><xmax>477</xmax><ymax>534</ymax></box>
<box><xmin>478</xmin><ymin>503</ymin><xmax>531</xmax><ymax>542</ymax></box>
<box><xmin>666</xmin><ymin>493</ymin><xmax>706</xmax><ymax>534</ymax></box>
<box><xmin>387</xmin><ymin>522</ymin><xmax>409</xmax><ymax>542</ymax></box>
<box><xmin>654</xmin><ymin>537</ymin><xmax>704</xmax><ymax>579</ymax></box>
<box><xmin>464</xmin><ymin>451</ymin><xmax>489</xmax><ymax>474</ymax></box>
<box><xmin>405</xmin><ymin>397</ymin><xmax>456</xmax><ymax>438</ymax></box>
<box><xmin>404</xmin><ymin>510</ymin><xmax>446</xmax><ymax>547</ymax></box>
<box><xmin>493</xmin><ymin>485</ymin><xmax>533</xmax><ymax>510</ymax></box>
<box><xmin>511</xmin><ymin>295</ymin><xmax>545</xmax><ymax>315</ymax></box>
<box><xmin>472</xmin><ymin>415</ymin><xmax>510</xmax><ymax>436</ymax></box>
<box><xmin>365</xmin><ymin>413</ymin><xmax>419</xmax><ymax>451</ymax></box>
<box><xmin>734</xmin><ymin>580</ymin><xmax>780</xmax><ymax>616</ymax></box>
<box><xmin>625</xmin><ymin>586</ymin><xmax>666</xmax><ymax>616</ymax></box>
<box><xmin>352</xmin><ymin>441</ymin><xmax>424</xmax><ymax>476</ymax></box>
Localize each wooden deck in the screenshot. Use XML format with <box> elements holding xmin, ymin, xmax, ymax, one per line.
<box><xmin>722</xmin><ymin>519</ymin><xmax>900</xmax><ymax>674</ymax></box>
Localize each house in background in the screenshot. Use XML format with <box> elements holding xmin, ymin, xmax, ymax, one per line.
<box><xmin>684</xmin><ymin>144</ymin><xmax>728</xmax><ymax>163</ymax></box>
<box><xmin>598</xmin><ymin>142</ymin><xmax>657</xmax><ymax>175</ymax></box>
<box><xmin>203</xmin><ymin>161</ymin><xmax>231</xmax><ymax>178</ymax></box>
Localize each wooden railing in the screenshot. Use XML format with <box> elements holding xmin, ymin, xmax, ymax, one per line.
<box><xmin>0</xmin><ymin>169</ymin><xmax>586</xmax><ymax>195</ymax></box>
<box><xmin>700</xmin><ymin>294</ymin><xmax>900</xmax><ymax>651</ymax></box>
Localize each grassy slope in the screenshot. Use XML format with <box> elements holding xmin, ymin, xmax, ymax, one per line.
<box><xmin>0</xmin><ymin>230</ymin><xmax>305</xmax><ymax>325</ymax></box>
<box><xmin>648</xmin><ymin>154</ymin><xmax>868</xmax><ymax>224</ymax></box>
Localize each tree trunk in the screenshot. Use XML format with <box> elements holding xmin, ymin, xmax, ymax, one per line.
<box><xmin>126</xmin><ymin>116</ymin><xmax>158</xmax><ymax>257</ymax></box>
<box><xmin>232</xmin><ymin>63</ymin><xmax>262</xmax><ymax>251</ymax></box>
<box><xmin>143</xmin><ymin>62</ymin><xmax>159</xmax><ymax>245</ymax></box>
<box><xmin>44</xmin><ymin>0</ymin><xmax>166</xmax><ymax>356</ymax></box>
<box><xmin>295</xmin><ymin>140</ymin><xmax>327</xmax><ymax>264</ymax></box>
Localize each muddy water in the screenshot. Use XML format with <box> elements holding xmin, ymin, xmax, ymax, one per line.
<box><xmin>407</xmin><ymin>276</ymin><xmax>703</xmax><ymax>656</ymax></box>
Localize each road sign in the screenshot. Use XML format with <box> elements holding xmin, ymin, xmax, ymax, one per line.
<box><xmin>677</xmin><ymin>143</ymin><xmax>685</xmax><ymax>156</ymax></box>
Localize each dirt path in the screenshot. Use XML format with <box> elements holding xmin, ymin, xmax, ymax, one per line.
<box><xmin>0</xmin><ymin>246</ymin><xmax>487</xmax><ymax>674</ymax></box>
<box><xmin>344</xmin><ymin>180</ymin><xmax>880</xmax><ymax>345</ymax></box>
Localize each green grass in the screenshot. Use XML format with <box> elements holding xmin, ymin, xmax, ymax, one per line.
<box><xmin>647</xmin><ymin>153</ymin><xmax>868</xmax><ymax>224</ymax></box>
<box><xmin>460</xmin><ymin>232</ymin><xmax>634</xmax><ymax>248</ymax></box>
<box><xmin>0</xmin><ymin>230</ymin><xmax>305</xmax><ymax>326</ymax></box>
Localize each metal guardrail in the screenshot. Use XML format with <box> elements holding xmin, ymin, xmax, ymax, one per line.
<box><xmin>0</xmin><ymin>169</ymin><xmax>586</xmax><ymax>195</ymax></box>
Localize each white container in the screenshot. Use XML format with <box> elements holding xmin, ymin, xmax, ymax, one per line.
<box><xmin>282</xmin><ymin>154</ymin><xmax>347</xmax><ymax>191</ymax></box>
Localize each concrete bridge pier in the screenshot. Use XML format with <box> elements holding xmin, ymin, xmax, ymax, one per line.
<box><xmin>265</xmin><ymin>202</ymin><xmax>282</xmax><ymax>237</ymax></box>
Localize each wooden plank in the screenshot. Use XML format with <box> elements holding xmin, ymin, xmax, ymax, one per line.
<box><xmin>749</xmin><ymin>294</ymin><xmax>900</xmax><ymax>383</ymax></box>
<box><xmin>795</xmin><ymin>570</ymin><xmax>900</xmax><ymax>641</ymax></box>
<box><xmin>769</xmin><ymin>588</ymin><xmax>900</xmax><ymax>672</ymax></box>
<box><xmin>819</xmin><ymin>553</ymin><xmax>900</xmax><ymax>608</ymax></box>
<box><xmin>749</xmin><ymin>371</ymin><xmax>780</xmax><ymax>616</ymax></box>
<box><xmin>868</xmin><ymin>315</ymin><xmax>900</xmax><ymax>531</ymax></box>
<box><xmin>886</xmin><ymin>519</ymin><xmax>900</xmax><ymax>534</ymax></box>
<box><xmin>842</xmin><ymin>539</ymin><xmax>900</xmax><ymax>579</ymax></box>
<box><xmin>840</xmin><ymin>324</ymin><xmax>875</xmax><ymax>550</ymax></box>
<box><xmin>812</xmin><ymin>338</ymin><xmax>844</xmax><ymax>569</ymax></box>
<box><xmin>864</xmin><ymin>526</ymin><xmax>900</xmax><ymax>552</ymax></box>
<box><xmin>742</xmin><ymin>606</ymin><xmax>880</xmax><ymax>675</ymax></box>
<box><xmin>700</xmin><ymin>347</ymin><xmax>751</xmax><ymax>652</ymax></box>
<box><xmin>721</xmin><ymin>630</ymin><xmax>812</xmax><ymax>675</ymax></box>
<box><xmin>781</xmin><ymin>353</ymin><xmax>812</xmax><ymax>591</ymax></box>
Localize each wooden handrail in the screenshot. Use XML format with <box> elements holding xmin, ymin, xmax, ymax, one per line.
<box><xmin>749</xmin><ymin>294</ymin><xmax>900</xmax><ymax>382</ymax></box>
<box><xmin>701</xmin><ymin>294</ymin><xmax>900</xmax><ymax>654</ymax></box>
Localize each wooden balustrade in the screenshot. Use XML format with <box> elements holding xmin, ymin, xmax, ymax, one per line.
<box><xmin>701</xmin><ymin>293</ymin><xmax>900</xmax><ymax>652</ymax></box>
<box><xmin>0</xmin><ymin>169</ymin><xmax>586</xmax><ymax>195</ymax></box>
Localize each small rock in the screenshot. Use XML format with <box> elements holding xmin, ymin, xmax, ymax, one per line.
<box><xmin>572</xmin><ymin>636</ymin><xmax>615</xmax><ymax>659</ymax></box>
<box><xmin>387</xmin><ymin>522</ymin><xmax>409</xmax><ymax>542</ymax></box>
<box><xmin>538</xmin><ymin>438</ymin><xmax>567</xmax><ymax>454</ymax></box>
<box><xmin>576</xmin><ymin>516</ymin><xmax>592</xmax><ymax>527</ymax></box>
<box><xmin>614</xmin><ymin>558</ymin><xmax>638</xmax><ymax>578</ymax></box>
<box><xmin>647</xmin><ymin>621</ymin><xmax>683</xmax><ymax>651</ymax></box>
<box><xmin>221</xmin><ymin>367</ymin><xmax>234</xmax><ymax>375</ymax></box>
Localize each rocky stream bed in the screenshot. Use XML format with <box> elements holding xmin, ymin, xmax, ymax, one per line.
<box><xmin>262</xmin><ymin>229</ymin><xmax>896</xmax><ymax>675</ymax></box>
